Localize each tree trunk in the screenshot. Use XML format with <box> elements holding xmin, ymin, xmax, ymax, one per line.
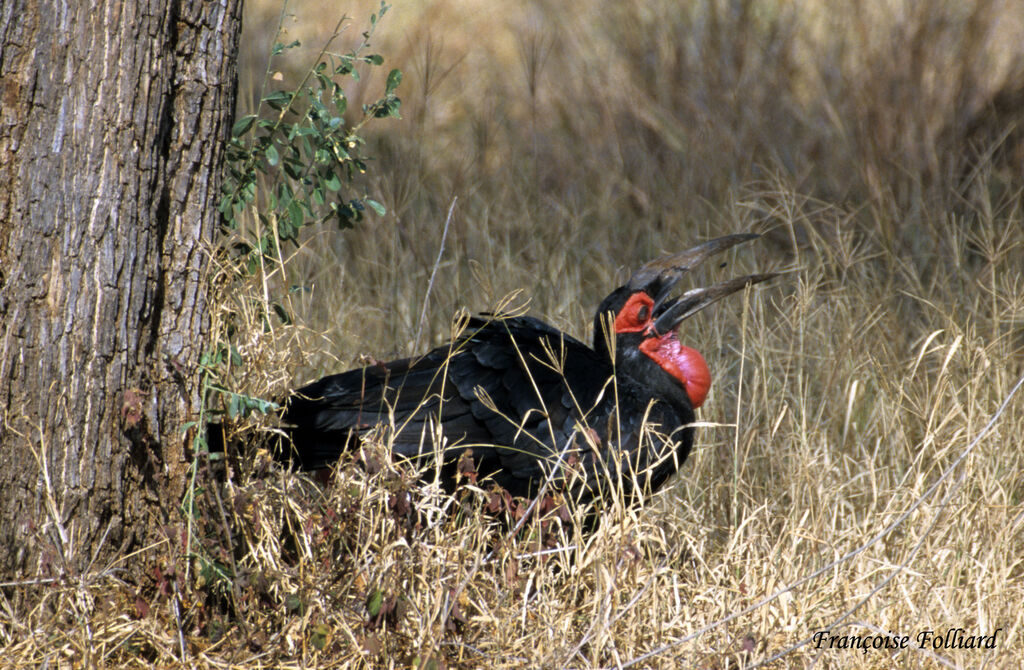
<box><xmin>0</xmin><ymin>0</ymin><xmax>241</xmax><ymax>579</ymax></box>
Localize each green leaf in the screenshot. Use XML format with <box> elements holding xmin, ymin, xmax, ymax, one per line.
<box><xmin>245</xmin><ymin>396</ymin><xmax>278</xmax><ymax>414</ymax></box>
<box><xmin>310</xmin><ymin>97</ymin><xmax>327</xmax><ymax>119</ymax></box>
<box><xmin>310</xmin><ymin>624</ymin><xmax>330</xmax><ymax>650</ymax></box>
<box><xmin>385</xmin><ymin>68</ymin><xmax>402</xmax><ymax>95</ymax></box>
<box><xmin>263</xmin><ymin>90</ymin><xmax>293</xmax><ymax>110</ymax></box>
<box><xmin>288</xmin><ymin>199</ymin><xmax>304</xmax><ymax>228</ymax></box>
<box><xmin>368</xmin><ymin>54</ymin><xmax>384</xmax><ymax>66</ymax></box>
<box><xmin>276</xmin><ymin>181</ymin><xmax>294</xmax><ymax>207</ymax></box>
<box><xmin>265</xmin><ymin>144</ymin><xmax>279</xmax><ymax>166</ymax></box>
<box><xmin>283</xmin><ymin>157</ymin><xmax>303</xmax><ymax>180</ymax></box>
<box><xmin>372</xmin><ymin>97</ymin><xmax>402</xmax><ymax>119</ymax></box>
<box><xmin>366</xmin><ymin>198</ymin><xmax>386</xmax><ymax>216</ymax></box>
<box><xmin>232</xmin><ymin>114</ymin><xmax>257</xmax><ymax>137</ymax></box>
<box><xmin>272</xmin><ymin>40</ymin><xmax>300</xmax><ymax>56</ymax></box>
<box><xmin>285</xmin><ymin>593</ymin><xmax>304</xmax><ymax>615</ymax></box>
<box><xmin>366</xmin><ymin>589</ymin><xmax>383</xmax><ymax>617</ymax></box>
<box><xmin>324</xmin><ymin>172</ymin><xmax>342</xmax><ymax>192</ymax></box>
<box><xmin>230</xmin><ymin>345</ymin><xmax>243</xmax><ymax>367</ymax></box>
<box><xmin>278</xmin><ymin>217</ymin><xmax>295</xmax><ymax>241</ymax></box>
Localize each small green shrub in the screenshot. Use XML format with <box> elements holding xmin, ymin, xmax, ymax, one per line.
<box><xmin>219</xmin><ymin>1</ymin><xmax>401</xmax><ymax>276</ymax></box>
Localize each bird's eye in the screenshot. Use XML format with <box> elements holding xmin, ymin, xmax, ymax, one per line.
<box><xmin>614</xmin><ymin>292</ymin><xmax>657</xmax><ymax>333</ymax></box>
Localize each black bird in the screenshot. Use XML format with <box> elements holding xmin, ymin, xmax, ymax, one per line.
<box><xmin>284</xmin><ymin>234</ymin><xmax>774</xmax><ymax>509</ymax></box>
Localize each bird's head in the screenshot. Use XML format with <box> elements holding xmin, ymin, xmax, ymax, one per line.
<box><xmin>594</xmin><ymin>234</ymin><xmax>776</xmax><ymax>409</ymax></box>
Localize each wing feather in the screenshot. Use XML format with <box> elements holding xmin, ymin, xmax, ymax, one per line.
<box><xmin>284</xmin><ymin>315</ymin><xmax>613</xmax><ymax>494</ymax></box>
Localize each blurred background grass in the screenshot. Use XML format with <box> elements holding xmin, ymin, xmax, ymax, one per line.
<box><xmin>238</xmin><ymin>0</ymin><xmax>1023</xmax><ymax>380</ymax></box>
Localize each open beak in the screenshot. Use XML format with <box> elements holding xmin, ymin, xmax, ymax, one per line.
<box><xmin>626</xmin><ymin>234</ymin><xmax>777</xmax><ymax>335</ymax></box>
<box><xmin>651</xmin><ymin>273</ymin><xmax>776</xmax><ymax>334</ymax></box>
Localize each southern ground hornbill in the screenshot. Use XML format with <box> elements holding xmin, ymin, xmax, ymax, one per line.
<box><xmin>283</xmin><ymin>234</ymin><xmax>774</xmax><ymax>511</ymax></box>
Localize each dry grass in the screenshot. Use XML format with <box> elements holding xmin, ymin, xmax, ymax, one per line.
<box><xmin>3</xmin><ymin>0</ymin><xmax>1024</xmax><ymax>667</ymax></box>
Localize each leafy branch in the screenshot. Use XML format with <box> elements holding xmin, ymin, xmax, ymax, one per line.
<box><xmin>219</xmin><ymin>1</ymin><xmax>401</xmax><ymax>275</ymax></box>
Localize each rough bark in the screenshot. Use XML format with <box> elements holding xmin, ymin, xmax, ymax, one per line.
<box><xmin>0</xmin><ymin>0</ymin><xmax>241</xmax><ymax>579</ymax></box>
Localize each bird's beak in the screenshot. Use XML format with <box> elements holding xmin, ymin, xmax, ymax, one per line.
<box><xmin>651</xmin><ymin>273</ymin><xmax>777</xmax><ymax>334</ymax></box>
<box><xmin>626</xmin><ymin>234</ymin><xmax>776</xmax><ymax>335</ymax></box>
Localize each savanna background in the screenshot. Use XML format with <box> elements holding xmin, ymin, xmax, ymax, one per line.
<box><xmin>4</xmin><ymin>0</ymin><xmax>1024</xmax><ymax>667</ymax></box>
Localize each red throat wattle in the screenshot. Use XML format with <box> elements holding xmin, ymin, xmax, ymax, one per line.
<box><xmin>638</xmin><ymin>333</ymin><xmax>711</xmax><ymax>408</ymax></box>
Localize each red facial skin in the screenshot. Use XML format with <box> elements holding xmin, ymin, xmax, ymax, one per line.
<box><xmin>613</xmin><ymin>293</ymin><xmax>656</xmax><ymax>333</ymax></box>
<box><xmin>614</xmin><ymin>292</ymin><xmax>712</xmax><ymax>408</ymax></box>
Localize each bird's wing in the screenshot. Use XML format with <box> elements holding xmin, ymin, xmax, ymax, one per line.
<box><xmin>444</xmin><ymin>316</ymin><xmax>612</xmax><ymax>491</ymax></box>
<box><xmin>284</xmin><ymin>348</ymin><xmax>457</xmax><ymax>470</ymax></box>
<box><xmin>284</xmin><ymin>315</ymin><xmax>614</xmax><ymax>495</ymax></box>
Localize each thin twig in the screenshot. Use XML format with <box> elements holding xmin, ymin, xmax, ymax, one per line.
<box><xmin>0</xmin><ymin>577</ymin><xmax>63</xmax><ymax>588</ymax></box>
<box><xmin>414</xmin><ymin>196</ymin><xmax>457</xmax><ymax>352</ymax></box>
<box><xmin>172</xmin><ymin>578</ymin><xmax>187</xmax><ymax>663</ymax></box>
